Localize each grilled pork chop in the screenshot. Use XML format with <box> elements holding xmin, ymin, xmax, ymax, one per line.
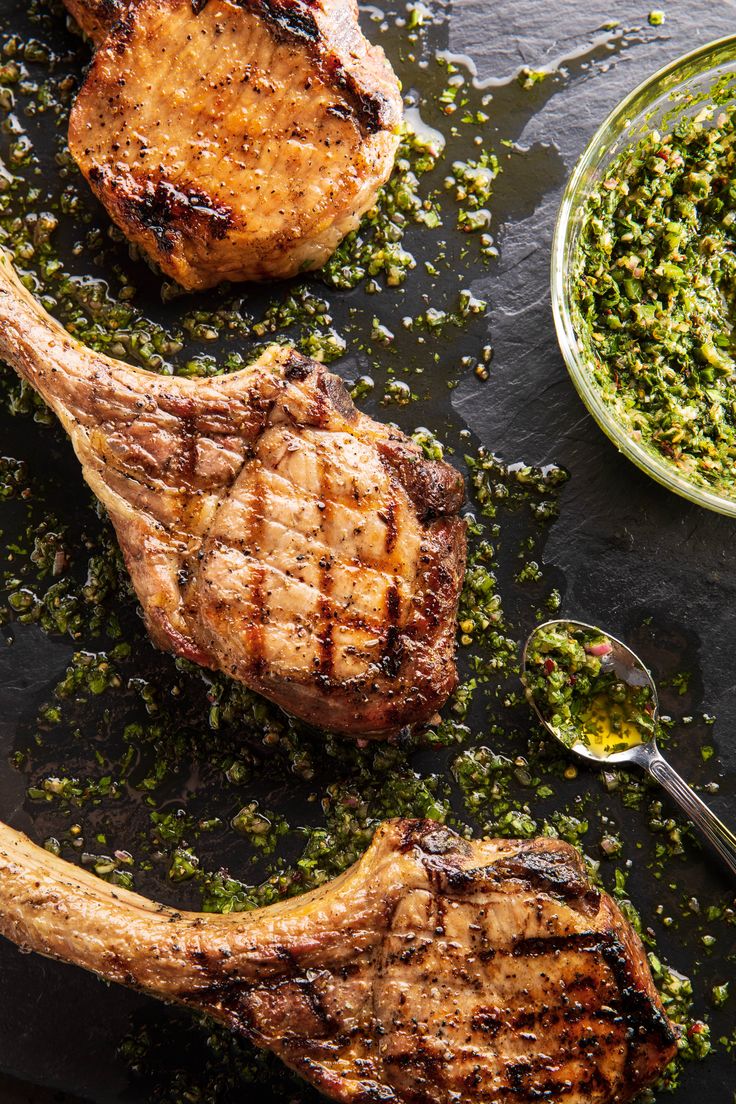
<box><xmin>65</xmin><ymin>0</ymin><xmax>403</xmax><ymax>289</ymax></box>
<box><xmin>0</xmin><ymin>817</ymin><xmax>677</xmax><ymax>1103</ymax></box>
<box><xmin>0</xmin><ymin>249</ymin><xmax>466</xmax><ymax>735</ymax></box>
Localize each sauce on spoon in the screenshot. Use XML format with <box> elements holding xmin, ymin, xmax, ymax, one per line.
<box><xmin>523</xmin><ymin>620</ymin><xmax>655</xmax><ymax>757</ymax></box>
<box><xmin>522</xmin><ymin>619</ymin><xmax>736</xmax><ymax>878</ymax></box>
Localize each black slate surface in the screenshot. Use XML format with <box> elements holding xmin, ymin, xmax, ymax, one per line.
<box><xmin>0</xmin><ymin>0</ymin><xmax>735</xmax><ymax>1101</ymax></box>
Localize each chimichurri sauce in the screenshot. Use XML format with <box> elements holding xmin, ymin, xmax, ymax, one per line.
<box><xmin>573</xmin><ymin>97</ymin><xmax>736</xmax><ymax>498</ymax></box>
<box><xmin>525</xmin><ymin>622</ymin><xmax>656</xmax><ymax>756</ymax></box>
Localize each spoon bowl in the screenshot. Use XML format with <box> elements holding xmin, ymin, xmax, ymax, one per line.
<box><xmin>522</xmin><ymin>619</ymin><xmax>660</xmax><ymax>766</ymax></box>
<box><xmin>522</xmin><ymin>619</ymin><xmax>736</xmax><ymax>879</ymax></box>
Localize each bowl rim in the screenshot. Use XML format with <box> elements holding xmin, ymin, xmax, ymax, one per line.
<box><xmin>551</xmin><ymin>32</ymin><xmax>736</xmax><ymax>518</ymax></box>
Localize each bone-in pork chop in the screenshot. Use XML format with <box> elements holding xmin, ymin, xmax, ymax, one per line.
<box><xmin>0</xmin><ymin>249</ymin><xmax>466</xmax><ymax>736</ymax></box>
<box><xmin>0</xmin><ymin>817</ymin><xmax>678</xmax><ymax>1103</ymax></box>
<box><xmin>66</xmin><ymin>0</ymin><xmax>403</xmax><ymax>289</ymax></box>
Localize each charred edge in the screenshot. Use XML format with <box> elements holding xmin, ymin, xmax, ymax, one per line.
<box><xmin>81</xmin><ymin>0</ymin><xmax>130</xmax><ymax>39</ymax></box>
<box><xmin>319</xmin><ymin>370</ymin><xmax>359</xmax><ymax>423</ymax></box>
<box><xmin>292</xmin><ymin>1055</ymin><xmax>398</xmax><ymax>1104</ymax></box>
<box><xmin>146</xmin><ymin>608</ymin><xmax>214</xmax><ymax>668</ymax></box>
<box><xmin>333</xmin><ymin>68</ymin><xmax>396</xmax><ymax>135</ymax></box>
<box><xmin>283</xmin><ymin>349</ymin><xmax>315</xmax><ymax>383</ymax></box>
<box><xmin>114</xmin><ymin>178</ymin><xmax>233</xmax><ymax>255</ymax></box>
<box><xmin>492</xmin><ymin>848</ymin><xmax>601</xmax><ymax>910</ymax></box>
<box><xmin>347</xmin><ymin>1081</ymin><xmax>397</xmax><ymax>1104</ymax></box>
<box><xmin>598</xmin><ymin>935</ymin><xmax>679</xmax><ymax>1086</ymax></box>
<box><xmin>109</xmin><ymin>10</ymin><xmax>136</xmax><ymax>52</ymax></box>
<box><xmin>236</xmin><ymin>0</ymin><xmax>320</xmax><ymax>45</ymax></box>
<box><xmin>376</xmin><ymin>441</ymin><xmax>466</xmax><ymax>522</ymax></box>
<box><xmin>398</xmin><ymin>819</ymin><xmax>470</xmax><ymax>857</ymax></box>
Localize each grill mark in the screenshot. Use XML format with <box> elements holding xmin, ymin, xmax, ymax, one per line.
<box><xmin>193</xmin><ymin>515</ymin><xmax>405</xmax><ymax>628</ymax></box>
<box><xmin>313</xmin><ymin>387</ymin><xmax>334</xmax><ymax>685</ymax></box>
<box><xmin>378</xmin><ymin>492</ymin><xmax>404</xmax><ymax>676</ymax></box>
<box><xmin>512</xmin><ymin>932</ymin><xmax>609</xmax><ymax>959</ymax></box>
<box><xmin>264</xmin><ymin>471</ymin><xmax>381</xmax><ymax>540</ymax></box>
<box><xmin>382</xmin><ymin>500</ymin><xmax>397</xmax><ymax>554</ymax></box>
<box><xmin>178</xmin><ymin>415</ymin><xmax>199</xmax><ymax>483</ymax></box>
<box><xmin>513</xmin><ymin>930</ymin><xmax>677</xmax><ymax>1093</ymax></box>
<box><xmin>299</xmin><ymin>975</ymin><xmax>334</xmax><ymax>1037</ymax></box>
<box><xmin>175</xmin><ymin>383</ymin><xmax>271</xmax><ymax>657</ymax></box>
<box><xmin>207</xmin><ymin>538</ymin><xmax>398</xmax><ymax>636</ymax></box>
<box><xmin>469</xmin><ymin>985</ymin><xmax>621</xmax><ymax>1040</ymax></box>
<box><xmin>380</xmin><ymin>583</ymin><xmax>403</xmax><ymax>678</ymax></box>
<box><xmin>246</xmin><ymin>464</ymin><xmax>267</xmax><ymax>678</ymax></box>
<box><xmin>440</xmin><ymin>849</ymin><xmax>600</xmax><ymax>912</ymax></box>
<box><xmin>380</xmin><ymin>1043</ymin><xmax>582</xmax><ymax>1104</ymax></box>
<box><xmin>316</xmin><ymin>522</ymin><xmax>335</xmax><ymax>683</ymax></box>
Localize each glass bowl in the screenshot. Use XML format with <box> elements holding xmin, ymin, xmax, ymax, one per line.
<box><xmin>552</xmin><ymin>35</ymin><xmax>736</xmax><ymax>517</ymax></box>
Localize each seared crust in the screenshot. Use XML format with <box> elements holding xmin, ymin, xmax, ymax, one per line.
<box><xmin>67</xmin><ymin>0</ymin><xmax>403</xmax><ymax>289</ymax></box>
<box><xmin>64</xmin><ymin>0</ymin><xmax>130</xmax><ymax>40</ymax></box>
<box><xmin>0</xmin><ymin>817</ymin><xmax>678</xmax><ymax>1104</ymax></box>
<box><xmin>0</xmin><ymin>251</ymin><xmax>465</xmax><ymax>736</ymax></box>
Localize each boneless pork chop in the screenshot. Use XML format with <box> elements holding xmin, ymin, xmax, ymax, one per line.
<box><xmin>65</xmin><ymin>0</ymin><xmax>403</xmax><ymax>289</ymax></box>
<box><xmin>0</xmin><ymin>817</ymin><xmax>677</xmax><ymax>1103</ymax></box>
<box><xmin>0</xmin><ymin>249</ymin><xmax>465</xmax><ymax>735</ymax></box>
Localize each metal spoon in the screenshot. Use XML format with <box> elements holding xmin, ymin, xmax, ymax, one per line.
<box><xmin>522</xmin><ymin>619</ymin><xmax>736</xmax><ymax>878</ymax></box>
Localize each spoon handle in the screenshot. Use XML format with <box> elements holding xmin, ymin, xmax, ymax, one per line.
<box><xmin>644</xmin><ymin>746</ymin><xmax>736</xmax><ymax>878</ymax></box>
